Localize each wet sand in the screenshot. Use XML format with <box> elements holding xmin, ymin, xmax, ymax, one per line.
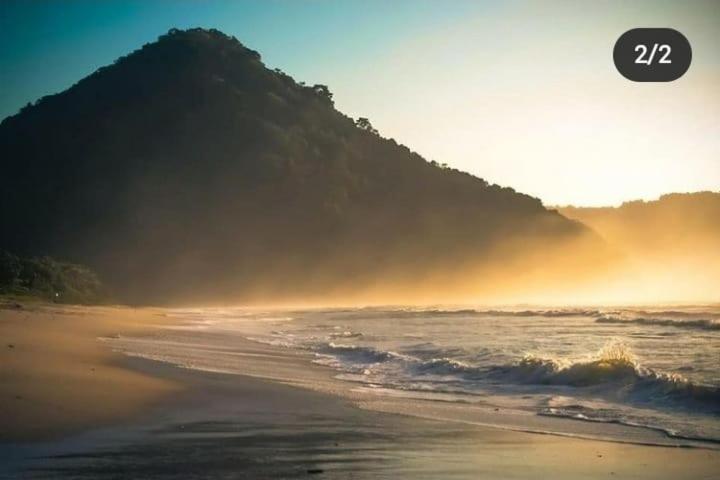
<box><xmin>1</xmin><ymin>304</ymin><xmax>719</xmax><ymax>479</ymax></box>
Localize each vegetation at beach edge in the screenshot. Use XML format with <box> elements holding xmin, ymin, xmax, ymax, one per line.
<box><xmin>0</xmin><ymin>251</ymin><xmax>105</xmax><ymax>304</ymax></box>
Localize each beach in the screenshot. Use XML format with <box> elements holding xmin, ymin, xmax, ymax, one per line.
<box><xmin>1</xmin><ymin>303</ymin><xmax>719</xmax><ymax>479</ymax></box>
<box><xmin>0</xmin><ymin>304</ymin><xmax>181</xmax><ymax>442</ymax></box>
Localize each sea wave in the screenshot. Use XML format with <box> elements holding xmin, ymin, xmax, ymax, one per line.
<box><xmin>336</xmin><ymin>307</ymin><xmax>720</xmax><ymax>323</ymax></box>
<box><xmin>316</xmin><ymin>342</ymin><xmax>413</xmax><ymax>364</ymax></box>
<box><xmin>296</xmin><ymin>334</ymin><xmax>720</xmax><ymax>416</ymax></box>
<box><xmin>623</xmin><ymin>309</ymin><xmax>720</xmax><ymax>320</ymax></box>
<box><xmin>492</xmin><ymin>341</ymin><xmax>720</xmax><ymax>410</ymax></box>
<box><xmin>596</xmin><ymin>315</ymin><xmax>720</xmax><ymax>331</ymax></box>
<box><xmin>313</xmin><ymin>342</ymin><xmax>488</xmax><ymax>380</ymax></box>
<box><xmin>411</xmin><ymin>357</ymin><xmax>480</xmax><ymax>376</ymax></box>
<box><xmin>312</xmin><ymin>340</ymin><xmax>720</xmax><ymax>408</ymax></box>
<box><xmin>386</xmin><ymin>308</ymin><xmax>604</xmax><ymax>318</ymax></box>
<box><xmin>326</xmin><ymin>307</ymin><xmax>606</xmax><ymax>320</ymax></box>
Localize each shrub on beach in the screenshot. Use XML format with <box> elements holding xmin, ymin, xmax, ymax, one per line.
<box><xmin>0</xmin><ymin>251</ymin><xmax>103</xmax><ymax>303</ymax></box>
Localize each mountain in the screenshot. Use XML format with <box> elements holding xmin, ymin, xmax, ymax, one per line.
<box><xmin>560</xmin><ymin>192</ymin><xmax>720</xmax><ymax>302</ymax></box>
<box><xmin>560</xmin><ymin>192</ymin><xmax>720</xmax><ymax>256</ymax></box>
<box><xmin>0</xmin><ymin>28</ymin><xmax>606</xmax><ymax>304</ymax></box>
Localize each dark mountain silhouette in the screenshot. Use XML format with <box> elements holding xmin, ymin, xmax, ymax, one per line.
<box><xmin>0</xmin><ymin>28</ymin><xmax>606</xmax><ymax>304</ymax></box>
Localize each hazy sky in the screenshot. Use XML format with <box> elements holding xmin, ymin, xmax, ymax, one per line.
<box><xmin>2</xmin><ymin>0</ymin><xmax>718</xmax><ymax>206</ymax></box>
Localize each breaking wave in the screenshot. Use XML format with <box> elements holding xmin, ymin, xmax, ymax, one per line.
<box><xmin>492</xmin><ymin>341</ymin><xmax>720</xmax><ymax>411</ymax></box>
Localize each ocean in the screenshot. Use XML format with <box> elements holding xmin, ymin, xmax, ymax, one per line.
<box><xmin>106</xmin><ymin>305</ymin><xmax>720</xmax><ymax>446</ymax></box>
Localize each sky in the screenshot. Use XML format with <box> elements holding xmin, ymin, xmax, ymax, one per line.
<box><xmin>1</xmin><ymin>0</ymin><xmax>718</xmax><ymax>206</ymax></box>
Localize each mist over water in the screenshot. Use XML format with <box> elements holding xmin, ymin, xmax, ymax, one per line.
<box><xmin>108</xmin><ymin>305</ymin><xmax>720</xmax><ymax>445</ymax></box>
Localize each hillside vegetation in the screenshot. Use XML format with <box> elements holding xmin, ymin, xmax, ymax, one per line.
<box><xmin>0</xmin><ymin>28</ymin><xmax>606</xmax><ymax>304</ymax></box>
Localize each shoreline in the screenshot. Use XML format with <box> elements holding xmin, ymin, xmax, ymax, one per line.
<box><xmin>2</xmin><ymin>304</ymin><xmax>719</xmax><ymax>478</ymax></box>
<box><xmin>107</xmin><ymin>312</ymin><xmax>720</xmax><ymax>450</ymax></box>
<box><xmin>6</xmin><ymin>355</ymin><xmax>720</xmax><ymax>479</ymax></box>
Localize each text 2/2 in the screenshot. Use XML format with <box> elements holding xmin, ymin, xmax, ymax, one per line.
<box><xmin>634</xmin><ymin>44</ymin><xmax>672</xmax><ymax>65</ymax></box>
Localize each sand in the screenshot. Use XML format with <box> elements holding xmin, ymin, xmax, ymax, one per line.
<box><xmin>1</xmin><ymin>303</ymin><xmax>719</xmax><ymax>479</ymax></box>
<box><xmin>0</xmin><ymin>303</ymin><xmax>180</xmax><ymax>441</ymax></box>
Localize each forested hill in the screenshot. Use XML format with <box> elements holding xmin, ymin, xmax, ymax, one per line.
<box><xmin>0</xmin><ymin>28</ymin><xmax>604</xmax><ymax>304</ymax></box>
<box><xmin>560</xmin><ymin>192</ymin><xmax>720</xmax><ymax>257</ymax></box>
<box><xmin>559</xmin><ymin>192</ymin><xmax>720</xmax><ymax>301</ymax></box>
